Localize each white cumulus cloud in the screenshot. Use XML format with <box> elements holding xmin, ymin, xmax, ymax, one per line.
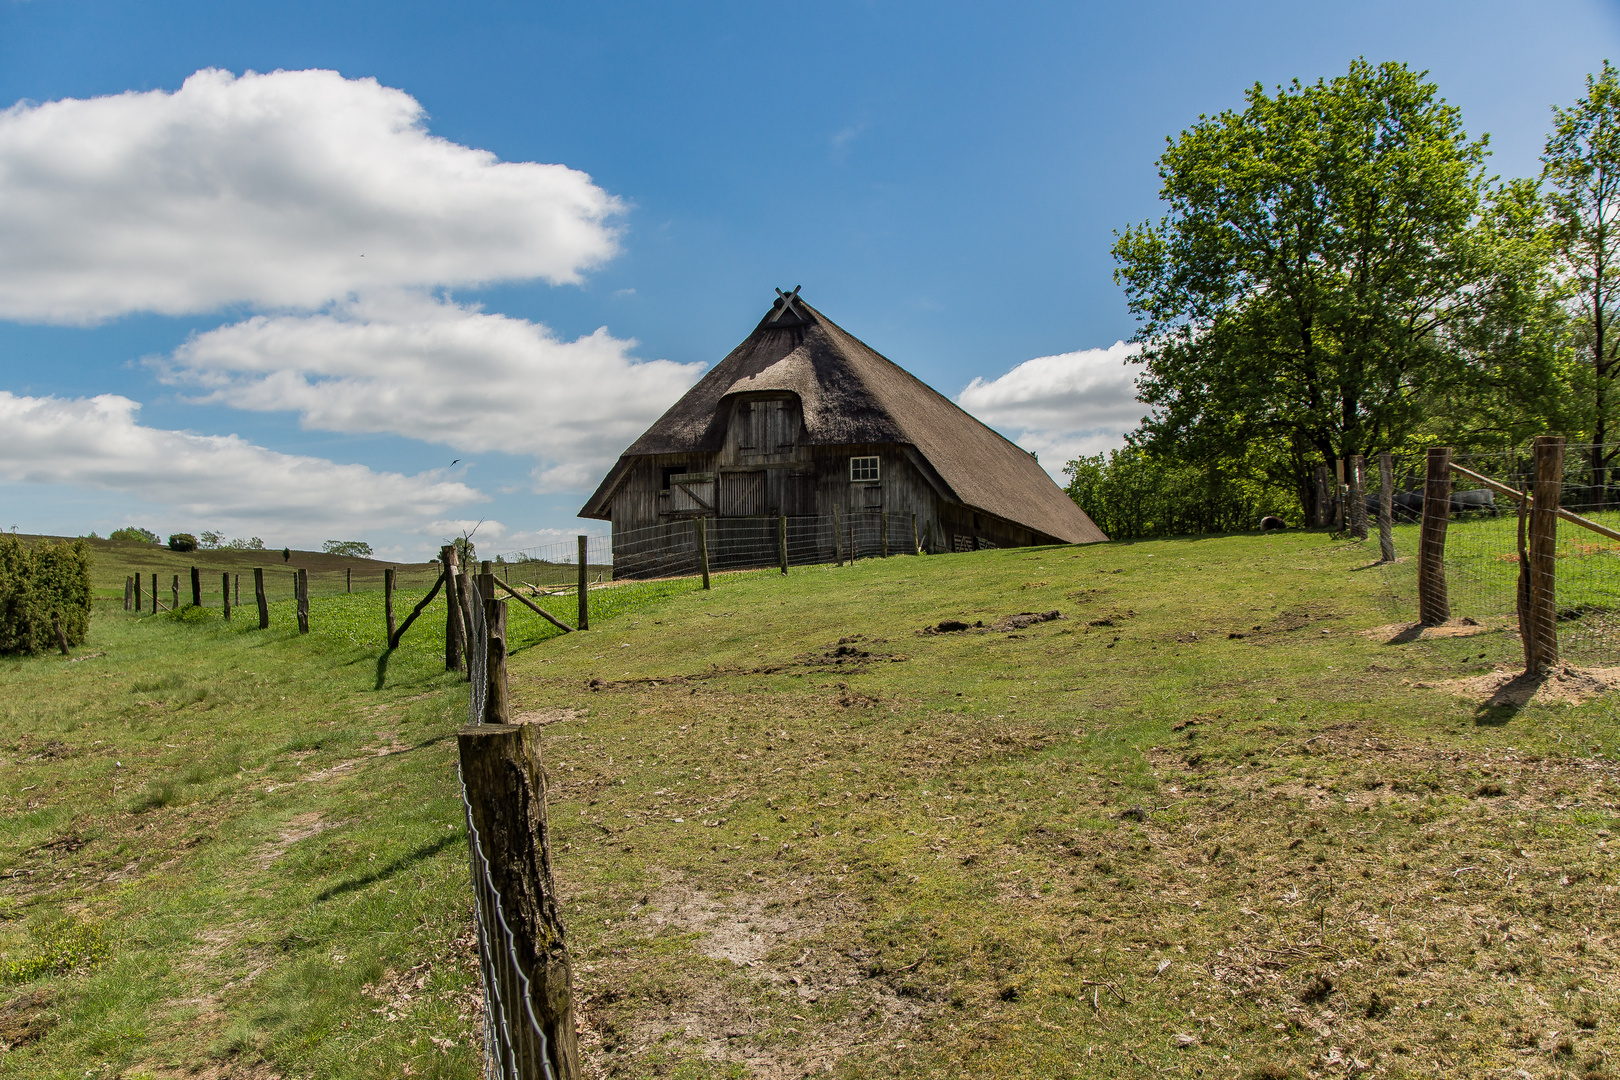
<box><xmin>0</xmin><ymin>68</ymin><xmax>621</xmax><ymax>323</ymax></box>
<box><xmin>156</xmin><ymin>291</ymin><xmax>707</xmax><ymax>492</ymax></box>
<box><xmin>0</xmin><ymin>392</ymin><xmax>486</xmax><ymax>541</ymax></box>
<box><xmin>956</xmin><ymin>341</ymin><xmax>1145</xmax><ymax>479</ymax></box>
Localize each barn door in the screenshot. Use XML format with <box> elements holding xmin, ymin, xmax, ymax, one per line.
<box><xmin>721</xmin><ymin>471</ymin><xmax>766</xmax><ymax>516</ymax></box>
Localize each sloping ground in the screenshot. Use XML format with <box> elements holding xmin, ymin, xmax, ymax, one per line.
<box><xmin>1</xmin><ymin>530</ymin><xmax>1616</xmax><ymax>1078</ymax></box>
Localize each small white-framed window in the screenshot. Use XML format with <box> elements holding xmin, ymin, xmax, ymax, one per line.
<box><xmin>849</xmin><ymin>456</ymin><xmax>880</xmax><ymax>482</ymax></box>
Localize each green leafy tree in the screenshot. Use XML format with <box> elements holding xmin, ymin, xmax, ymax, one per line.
<box><xmin>1113</xmin><ymin>60</ymin><xmax>1490</xmax><ymax>513</ymax></box>
<box><xmin>1544</xmin><ymin>60</ymin><xmax>1620</xmax><ymax>504</ymax></box>
<box><xmin>108</xmin><ymin>526</ymin><xmax>158</xmax><ymax>544</ymax></box>
<box><xmin>321</xmin><ymin>540</ymin><xmax>373</xmax><ymax>558</ymax></box>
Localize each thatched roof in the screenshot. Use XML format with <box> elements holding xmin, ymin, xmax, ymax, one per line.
<box><xmin>580</xmin><ymin>296</ymin><xmax>1107</xmax><ymax>545</ymax></box>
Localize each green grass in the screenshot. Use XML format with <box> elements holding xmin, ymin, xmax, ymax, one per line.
<box><xmin>4</xmin><ymin>529</ymin><xmax>1619</xmax><ymax>1078</ymax></box>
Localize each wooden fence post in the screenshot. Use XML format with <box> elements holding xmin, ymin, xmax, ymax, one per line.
<box><xmin>576</xmin><ymin>536</ymin><xmax>589</xmax><ymax>631</ymax></box>
<box><xmin>849</xmin><ymin>520</ymin><xmax>855</xmax><ymax>563</ymax></box>
<box><xmin>152</xmin><ymin>574</ymin><xmax>159</xmax><ymax>612</ymax></box>
<box><xmin>296</xmin><ymin>569</ymin><xmax>310</xmax><ymax>633</ymax></box>
<box><xmin>1349</xmin><ymin>455</ymin><xmax>1368</xmax><ymax>540</ymax></box>
<box><xmin>171</xmin><ymin>575</ymin><xmax>179</xmax><ymax>612</ymax></box>
<box><xmin>833</xmin><ymin>505</ymin><xmax>842</xmax><ymax>566</ymax></box>
<box><xmin>347</xmin><ymin>567</ymin><xmax>352</xmax><ymax>593</ymax></box>
<box><xmin>881</xmin><ymin>512</ymin><xmax>889</xmax><ymax>558</ymax></box>
<box><xmin>222</xmin><ymin>572</ymin><xmax>231</xmax><ymax>621</ymax></box>
<box><xmin>385</xmin><ymin>568</ymin><xmax>396</xmax><ymax>645</ymax></box>
<box><xmin>234</xmin><ymin>574</ymin><xmax>240</xmax><ymax>609</ymax></box>
<box><xmin>1378</xmin><ymin>452</ymin><xmax>1395</xmax><ymax>563</ymax></box>
<box><xmin>134</xmin><ymin>573</ymin><xmax>142</xmax><ymax>612</ymax></box>
<box><xmin>912</xmin><ymin>512</ymin><xmax>919</xmax><ymax>555</ymax></box>
<box><xmin>254</xmin><ymin>568</ymin><xmax>268</xmax><ymax>629</ymax></box>
<box><xmin>776</xmin><ymin>515</ymin><xmax>787</xmax><ymax>574</ymax></box>
<box><xmin>1527</xmin><ymin>435</ymin><xmax>1565</xmax><ymax>675</ymax></box>
<box><xmin>483</xmin><ymin>596</ymin><xmax>509</xmax><ymax>726</ymax></box>
<box><xmin>124</xmin><ymin>576</ymin><xmax>133</xmax><ymax>611</ymax></box>
<box><xmin>1418</xmin><ymin>447</ymin><xmax>1452</xmax><ymax>626</ymax></box>
<box><xmin>456</xmin><ymin>723</ymin><xmax>580</xmax><ymax>1079</ymax></box>
<box><xmin>695</xmin><ymin>517</ymin><xmax>711</xmax><ymax>590</ymax></box>
<box><xmin>443</xmin><ymin>545</ymin><xmax>466</xmax><ymax>673</ymax></box>
<box><xmin>189</xmin><ymin>566</ymin><xmax>200</xmax><ymax>608</ymax></box>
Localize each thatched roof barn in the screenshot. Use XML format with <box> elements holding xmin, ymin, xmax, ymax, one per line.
<box><xmin>580</xmin><ymin>292</ymin><xmax>1105</xmax><ymax>563</ymax></box>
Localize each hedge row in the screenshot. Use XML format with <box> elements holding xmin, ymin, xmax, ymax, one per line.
<box><xmin>0</xmin><ymin>536</ymin><xmax>93</xmax><ymax>654</ymax></box>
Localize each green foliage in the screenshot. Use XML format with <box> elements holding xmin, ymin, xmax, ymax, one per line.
<box><xmin>197</xmin><ymin>530</ymin><xmax>224</xmax><ymax>549</ymax></box>
<box><xmin>282</xmin><ymin>547</ymin><xmax>292</xmax><ymax>562</ymax></box>
<box><xmin>1113</xmin><ymin>60</ymin><xmax>1493</xmax><ymax>510</ymax></box>
<box><xmin>228</xmin><ymin>536</ymin><xmax>266</xmax><ymax>550</ymax></box>
<box><xmin>1544</xmin><ymin>59</ymin><xmax>1620</xmax><ymax>493</ymax></box>
<box><xmin>2</xmin><ymin>917</ymin><xmax>109</xmax><ymax>983</ymax></box>
<box><xmin>167</xmin><ymin>533</ymin><xmax>198</xmax><ymax>553</ymax></box>
<box><xmin>321</xmin><ymin>540</ymin><xmax>374</xmax><ymax>558</ymax></box>
<box><xmin>1065</xmin><ymin>446</ymin><xmax>1298</xmax><ymax>540</ymax></box>
<box><xmin>0</xmin><ymin>535</ymin><xmax>93</xmax><ymax>654</ymax></box>
<box><xmin>108</xmin><ymin>526</ymin><xmax>158</xmax><ymax>544</ymax></box>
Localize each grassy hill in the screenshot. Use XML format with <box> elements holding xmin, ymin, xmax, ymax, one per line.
<box><xmin>1</xmin><ymin>529</ymin><xmax>1616</xmax><ymax>1078</ymax></box>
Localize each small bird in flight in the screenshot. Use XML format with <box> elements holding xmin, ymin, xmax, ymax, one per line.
<box><xmin>450</xmin><ymin>459</ymin><xmax>460</xmax><ymax>466</ymax></box>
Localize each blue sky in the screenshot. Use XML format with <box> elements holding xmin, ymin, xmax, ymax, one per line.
<box><xmin>2</xmin><ymin>0</ymin><xmax>1617</xmax><ymax>559</ymax></box>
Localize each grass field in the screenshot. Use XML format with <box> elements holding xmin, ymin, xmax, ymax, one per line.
<box><xmin>2</xmin><ymin>530</ymin><xmax>1618</xmax><ymax>1078</ymax></box>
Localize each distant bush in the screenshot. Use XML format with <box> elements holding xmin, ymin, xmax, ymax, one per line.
<box><xmin>282</xmin><ymin>547</ymin><xmax>291</xmax><ymax>562</ymax></box>
<box><xmin>0</xmin><ymin>535</ymin><xmax>93</xmax><ymax>654</ymax></box>
<box><xmin>322</xmin><ymin>540</ymin><xmax>373</xmax><ymax>558</ymax></box>
<box><xmin>227</xmin><ymin>536</ymin><xmax>265</xmax><ymax>550</ymax></box>
<box><xmin>109</xmin><ymin>526</ymin><xmax>159</xmax><ymax>544</ymax></box>
<box><xmin>168</xmin><ymin>533</ymin><xmax>198</xmax><ymax>552</ymax></box>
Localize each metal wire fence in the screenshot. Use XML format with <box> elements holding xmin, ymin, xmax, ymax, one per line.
<box><xmin>1377</xmin><ymin>444</ymin><xmax>1620</xmax><ymax>663</ymax></box>
<box><xmin>457</xmin><ymin>579</ymin><xmax>559</xmax><ymax>1080</ymax></box>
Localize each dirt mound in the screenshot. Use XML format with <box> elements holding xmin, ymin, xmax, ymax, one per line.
<box><xmin>1425</xmin><ymin>665</ymin><xmax>1620</xmax><ymax>706</ymax></box>
<box><xmin>1362</xmin><ymin>617</ymin><xmax>1499</xmax><ymax>643</ymax></box>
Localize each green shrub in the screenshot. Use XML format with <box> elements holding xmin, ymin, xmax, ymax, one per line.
<box><xmin>109</xmin><ymin>526</ymin><xmax>158</xmax><ymax>544</ymax></box>
<box><xmin>321</xmin><ymin>540</ymin><xmax>373</xmax><ymax>557</ymax></box>
<box><xmin>167</xmin><ymin>533</ymin><xmax>198</xmax><ymax>552</ymax></box>
<box><xmin>0</xmin><ymin>535</ymin><xmax>93</xmax><ymax>654</ymax></box>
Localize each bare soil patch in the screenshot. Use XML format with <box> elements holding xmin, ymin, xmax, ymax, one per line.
<box><xmin>1425</xmin><ymin>664</ymin><xmax>1620</xmax><ymax>706</ymax></box>
<box><xmin>1362</xmin><ymin>617</ymin><xmax>1503</xmax><ymax>642</ymax></box>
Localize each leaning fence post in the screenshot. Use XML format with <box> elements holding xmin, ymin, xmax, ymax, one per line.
<box><xmin>778</xmin><ymin>515</ymin><xmax>788</xmax><ymax>574</ymax></box>
<box><xmin>296</xmin><ymin>569</ymin><xmax>310</xmax><ymax>634</ymax></box>
<box><xmin>695</xmin><ymin>517</ymin><xmax>711</xmax><ymax>590</ymax></box>
<box><xmin>1349</xmin><ymin>455</ymin><xmax>1368</xmax><ymax>540</ymax></box>
<box><xmin>1378</xmin><ymin>452</ymin><xmax>1395</xmax><ymax>563</ymax></box>
<box><xmin>384</xmin><ymin>568</ymin><xmax>396</xmax><ymax>645</ymax></box>
<box><xmin>1418</xmin><ymin>447</ymin><xmax>1452</xmax><ymax>626</ymax></box>
<box><xmin>483</xmin><ymin>596</ymin><xmax>509</xmax><ymax>725</ymax></box>
<box><xmin>576</xmin><ymin>536</ymin><xmax>589</xmax><ymax>631</ymax></box>
<box><xmin>1527</xmin><ymin>435</ymin><xmax>1565</xmax><ymax>675</ymax></box>
<box><xmin>254</xmin><ymin>568</ymin><xmax>269</xmax><ymax>629</ymax></box>
<box><xmin>456</xmin><ymin>723</ymin><xmax>580</xmax><ymax>1079</ymax></box>
<box><xmin>222</xmin><ymin>572</ymin><xmax>231</xmax><ymax>621</ymax></box>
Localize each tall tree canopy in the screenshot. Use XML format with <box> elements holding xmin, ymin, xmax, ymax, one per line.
<box><xmin>1544</xmin><ymin>60</ymin><xmax>1620</xmax><ymax>505</ymax></box>
<box><xmin>1113</xmin><ymin>60</ymin><xmax>1490</xmax><ymax>511</ymax></box>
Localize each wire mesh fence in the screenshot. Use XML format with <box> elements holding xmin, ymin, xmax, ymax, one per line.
<box><xmin>1377</xmin><ymin>443</ymin><xmax>1620</xmax><ymax>664</ymax></box>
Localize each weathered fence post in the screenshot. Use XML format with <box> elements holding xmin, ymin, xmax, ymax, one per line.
<box><xmin>1378</xmin><ymin>452</ymin><xmax>1395</xmax><ymax>563</ymax></box>
<box><xmin>346</xmin><ymin>567</ymin><xmax>352</xmax><ymax>593</ymax></box>
<box><xmin>1526</xmin><ymin>435</ymin><xmax>1565</xmax><ymax>675</ymax></box>
<box><xmin>849</xmin><ymin>520</ymin><xmax>855</xmax><ymax>562</ymax></box>
<box><xmin>134</xmin><ymin>573</ymin><xmax>142</xmax><ymax>613</ymax></box>
<box><xmin>483</xmin><ymin>596</ymin><xmax>509</xmax><ymax>725</ymax></box>
<box><xmin>1349</xmin><ymin>455</ymin><xmax>1368</xmax><ymax>540</ymax></box>
<box><xmin>576</xmin><ymin>536</ymin><xmax>589</xmax><ymax>631</ymax></box>
<box><xmin>457</xmin><ymin>723</ymin><xmax>580</xmax><ymax>1079</ymax></box>
<box><xmin>881</xmin><ymin>512</ymin><xmax>889</xmax><ymax>558</ymax></box>
<box><xmin>171</xmin><ymin>575</ymin><xmax>179</xmax><ymax>612</ymax></box>
<box><xmin>234</xmin><ymin>574</ymin><xmax>240</xmax><ymax>609</ymax></box>
<box><xmin>254</xmin><ymin>568</ymin><xmax>269</xmax><ymax>629</ymax></box>
<box><xmin>778</xmin><ymin>515</ymin><xmax>788</xmax><ymax>574</ymax></box>
<box><xmin>124</xmin><ymin>576</ymin><xmax>133</xmax><ymax>611</ymax></box>
<box><xmin>222</xmin><ymin>572</ymin><xmax>231</xmax><ymax>621</ymax></box>
<box><xmin>296</xmin><ymin>569</ymin><xmax>310</xmax><ymax>633</ymax></box>
<box><xmin>912</xmin><ymin>512</ymin><xmax>919</xmax><ymax>555</ymax></box>
<box><xmin>833</xmin><ymin>505</ymin><xmax>843</xmax><ymax>566</ymax></box>
<box><xmin>695</xmin><ymin>517</ymin><xmax>711</xmax><ymax>590</ymax></box>
<box><xmin>190</xmin><ymin>566</ymin><xmax>201</xmax><ymax>608</ymax></box>
<box><xmin>151</xmin><ymin>574</ymin><xmax>159</xmax><ymax>612</ymax></box>
<box><xmin>1418</xmin><ymin>447</ymin><xmax>1452</xmax><ymax>626</ymax></box>
<box><xmin>385</xmin><ymin>568</ymin><xmax>396</xmax><ymax>645</ymax></box>
<box><xmin>443</xmin><ymin>545</ymin><xmax>466</xmax><ymax>673</ymax></box>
